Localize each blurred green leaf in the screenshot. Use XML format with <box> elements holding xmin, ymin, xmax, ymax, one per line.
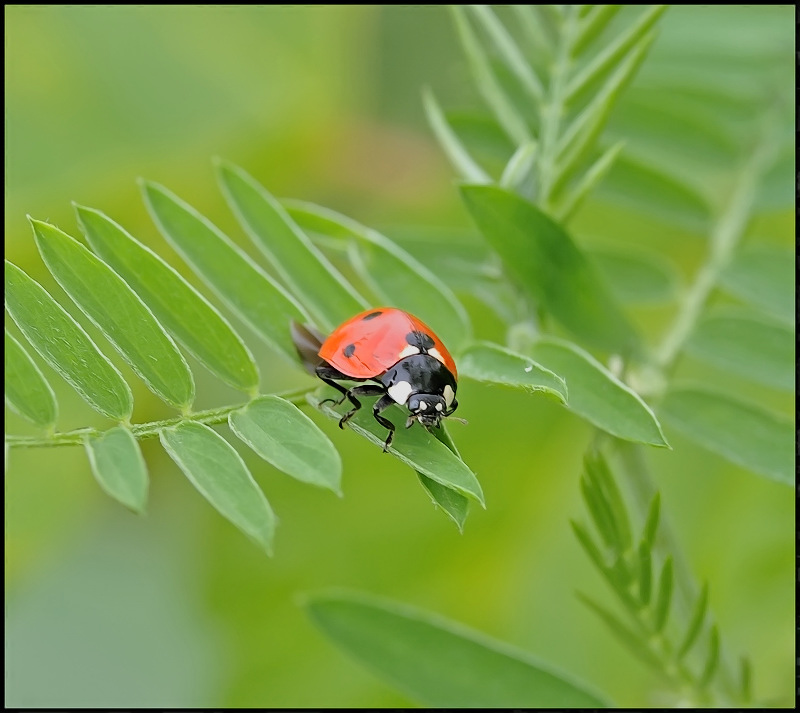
<box><xmin>459</xmin><ymin>342</ymin><xmax>567</xmax><ymax>403</ymax></box>
<box><xmin>308</xmin><ymin>391</ymin><xmax>484</xmax><ymax>507</ymax></box>
<box><xmin>584</xmin><ymin>450</ymin><xmax>632</xmax><ymax>552</ymax></box>
<box><xmin>571</xmin><ymin>5</ymin><xmax>622</xmax><ymax>56</ymax></box>
<box><xmin>637</xmin><ymin>542</ymin><xmax>652</xmax><ymax>605</ymax></box>
<box><xmin>285</xmin><ymin>200</ymin><xmax>471</xmax><ymax>351</ymax></box>
<box><xmin>500</xmin><ymin>141</ymin><xmax>538</xmax><ymax>192</ymax></box>
<box><xmin>216</xmin><ymin>160</ymin><xmax>368</xmax><ymax>333</ymax></box>
<box><xmin>85</xmin><ymin>426</ymin><xmax>148</xmax><ymax>514</ymax></box>
<box><xmin>4</xmin><ymin>261</ymin><xmax>133</xmax><ymax>421</ymax></box>
<box><xmin>229</xmin><ymin>395</ymin><xmax>342</xmax><ymax>495</ymax></box>
<box><xmin>641</xmin><ymin>492</ymin><xmax>661</xmax><ymax>549</ymax></box>
<box><xmin>699</xmin><ymin>625</ymin><xmax>720</xmax><ymax>687</ymax></box>
<box><xmin>652</xmin><ymin>556</ymin><xmax>673</xmax><ymax>633</ymax></box>
<box><xmin>684</xmin><ymin>315</ymin><xmax>794</xmax><ymax>392</ymax></box>
<box><xmin>76</xmin><ymin>204</ymin><xmax>259</xmax><ymax>394</ymax></box>
<box><xmin>160</xmin><ymin>421</ymin><xmax>276</xmax><ymax>555</ymax></box>
<box><xmin>580</xmin><ymin>472</ymin><xmax>618</xmax><ymax>551</ymax></box>
<box><xmin>4</xmin><ymin>329</ymin><xmax>58</xmax><ymax>428</ymax></box>
<box><xmin>677</xmin><ymin>582</ymin><xmax>708</xmax><ymax>660</ymax></box>
<box><xmin>594</xmin><ymin>153</ymin><xmax>709</xmax><ymax>230</ymax></box>
<box><xmin>142</xmin><ymin>180</ymin><xmax>308</xmax><ymax>364</ymax></box>
<box><xmin>659</xmin><ymin>387</ymin><xmax>793</xmax><ymax>485</ymax></box>
<box><xmin>423</xmin><ymin>88</ymin><xmax>491</xmax><ymax>184</ymax></box>
<box><xmin>446</xmin><ymin>112</ymin><xmax>515</xmax><ymax>174</ymax></box>
<box><xmin>556</xmin><ymin>141</ymin><xmax>624</xmax><ymax>222</ymax></box>
<box><xmin>31</xmin><ymin>218</ymin><xmax>194</xmax><ymax>410</ymax></box>
<box><xmin>589</xmin><ymin>245</ymin><xmax>680</xmax><ymax>305</ymax></box>
<box><xmin>460</xmin><ymin>185</ymin><xmax>638</xmax><ymax>353</ymax></box>
<box><xmin>417</xmin><ymin>474</ymin><xmax>469</xmax><ymax>533</ymax></box>
<box><xmin>306</xmin><ymin>590</ymin><xmax>609</xmax><ymax>708</ymax></box>
<box><xmin>754</xmin><ymin>145</ymin><xmax>794</xmax><ymax>211</ymax></box>
<box><xmin>530</xmin><ymin>339</ymin><xmax>668</xmax><ymax>447</ymax></box>
<box><xmin>451</xmin><ymin>6</ymin><xmax>532</xmax><ymax>145</ymax></box>
<box><xmin>718</xmin><ymin>246</ymin><xmax>794</xmax><ymax>326</ymax></box>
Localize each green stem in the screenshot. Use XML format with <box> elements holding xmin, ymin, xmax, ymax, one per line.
<box><xmin>4</xmin><ymin>386</ymin><xmax>313</xmax><ymax>449</ymax></box>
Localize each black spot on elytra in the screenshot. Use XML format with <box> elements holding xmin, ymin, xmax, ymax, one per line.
<box><xmin>406</xmin><ymin>330</ymin><xmax>435</xmax><ymax>350</ymax></box>
<box><xmin>362</xmin><ymin>311</ymin><xmax>383</xmax><ymax>321</ymax></box>
<box><xmin>343</xmin><ymin>343</ymin><xmax>356</xmax><ymax>358</ymax></box>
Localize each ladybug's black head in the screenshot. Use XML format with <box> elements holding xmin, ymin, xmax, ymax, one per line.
<box><xmin>407</xmin><ymin>393</ymin><xmax>453</xmax><ymax>428</ymax></box>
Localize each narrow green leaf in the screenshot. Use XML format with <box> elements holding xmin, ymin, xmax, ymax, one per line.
<box><xmin>75</xmin><ymin>205</ymin><xmax>260</xmax><ymax>394</ymax></box>
<box><xmin>445</xmin><ymin>111</ymin><xmax>515</xmax><ymax>174</ymax></box>
<box><xmin>31</xmin><ymin>219</ymin><xmax>194</xmax><ymax>410</ymax></box>
<box><xmin>306</xmin><ymin>590</ymin><xmax>609</xmax><ymax>708</ymax></box>
<box><xmin>141</xmin><ymin>180</ymin><xmax>309</xmax><ymax>363</ymax></box>
<box><xmin>698</xmin><ymin>625</ymin><xmax>720</xmax><ymax>687</ymax></box>
<box><xmin>511</xmin><ymin>5</ymin><xmax>554</xmax><ymax>55</ymax></box>
<box><xmin>739</xmin><ymin>656</ymin><xmax>752</xmax><ymax>703</ymax></box>
<box><xmin>685</xmin><ymin>315</ymin><xmax>793</xmax><ymax>392</ymax></box>
<box><xmin>286</xmin><ymin>200</ymin><xmax>471</xmax><ymax>351</ymax></box>
<box><xmin>458</xmin><ymin>342</ymin><xmax>567</xmax><ymax>403</ymax></box>
<box><xmin>467</xmin><ymin>5</ymin><xmax>544</xmax><ymax>101</ymax></box>
<box><xmin>580</xmin><ymin>473</ymin><xmax>618</xmax><ymax>551</ymax></box>
<box><xmin>641</xmin><ymin>492</ymin><xmax>660</xmax><ymax>549</ymax></box>
<box><xmin>571</xmin><ymin>5</ymin><xmax>622</xmax><ymax>56</ymax></box>
<box><xmin>499</xmin><ymin>141</ymin><xmax>538</xmax><ymax>191</ymax></box>
<box><xmin>584</xmin><ymin>450</ymin><xmax>632</xmax><ymax>552</ymax></box>
<box><xmin>565</xmin><ymin>5</ymin><xmax>667</xmax><ymax>105</ymax></box>
<box><xmin>637</xmin><ymin>541</ymin><xmax>652</xmax><ymax>606</ymax></box>
<box><xmin>460</xmin><ymin>185</ymin><xmax>638</xmax><ymax>353</ymax></box>
<box><xmin>530</xmin><ymin>338</ymin><xmax>669</xmax><ymax>447</ymax></box>
<box><xmin>85</xmin><ymin>426</ymin><xmax>148</xmax><ymax>514</ymax></box>
<box><xmin>676</xmin><ymin>582</ymin><xmax>708</xmax><ymax>660</ymax></box>
<box><xmin>556</xmin><ymin>141</ymin><xmax>624</xmax><ymax>223</ymax></box>
<box><xmin>423</xmin><ymin>88</ymin><xmax>492</xmax><ymax>183</ymax></box>
<box><xmin>160</xmin><ymin>421</ymin><xmax>276</xmax><ymax>555</ymax></box>
<box><xmin>216</xmin><ymin>160</ymin><xmax>368</xmax><ymax>333</ymax></box>
<box><xmin>595</xmin><ymin>153</ymin><xmax>710</xmax><ymax>230</ymax></box>
<box><xmin>571</xmin><ymin>520</ymin><xmax>610</xmax><ymax>577</ymax></box>
<box><xmin>451</xmin><ymin>6</ymin><xmax>532</xmax><ymax>145</ymax></box>
<box><xmin>652</xmin><ymin>556</ymin><xmax>673</xmax><ymax>633</ymax></box>
<box><xmin>552</xmin><ymin>33</ymin><xmax>656</xmax><ymax>199</ymax></box>
<box><xmin>4</xmin><ymin>261</ymin><xmax>133</xmax><ymax>420</ymax></box>
<box><xmin>308</xmin><ymin>391</ymin><xmax>484</xmax><ymax>507</ymax></box>
<box><xmin>228</xmin><ymin>395</ymin><xmax>342</xmax><ymax>495</ymax></box>
<box><xmin>718</xmin><ymin>246</ymin><xmax>794</xmax><ymax>326</ymax></box>
<box><xmin>4</xmin><ymin>329</ymin><xmax>58</xmax><ymax>428</ymax></box>
<box><xmin>576</xmin><ymin>592</ymin><xmax>662</xmax><ymax>671</ymax></box>
<box><xmin>659</xmin><ymin>387</ymin><xmax>793</xmax><ymax>485</ymax></box>
<box><xmin>588</xmin><ymin>245</ymin><xmax>680</xmax><ymax>305</ymax></box>
<box><xmin>417</xmin><ymin>474</ymin><xmax>469</xmax><ymax>533</ymax></box>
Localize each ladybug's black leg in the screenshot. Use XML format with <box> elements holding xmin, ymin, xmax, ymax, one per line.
<box><xmin>372</xmin><ymin>393</ymin><xmax>397</xmax><ymax>452</ymax></box>
<box><xmin>338</xmin><ymin>384</ymin><xmax>386</xmax><ymax>429</ymax></box>
<box><xmin>315</xmin><ymin>364</ymin><xmax>360</xmax><ymax>407</ymax></box>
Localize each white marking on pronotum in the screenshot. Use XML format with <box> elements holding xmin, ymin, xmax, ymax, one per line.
<box><xmin>387</xmin><ymin>380</ymin><xmax>413</xmax><ymax>405</ymax></box>
<box><xmin>398</xmin><ymin>344</ymin><xmax>420</xmax><ymax>359</ymax></box>
<box><xmin>428</xmin><ymin>347</ymin><xmax>445</xmax><ymax>365</ymax></box>
<box><xmin>418</xmin><ymin>400</ymin><xmax>428</xmax><ymax>410</ymax></box>
<box><xmin>443</xmin><ymin>384</ymin><xmax>455</xmax><ymax>406</ymax></box>
<box><xmin>435</xmin><ymin>402</ymin><xmax>443</xmax><ymax>412</ymax></box>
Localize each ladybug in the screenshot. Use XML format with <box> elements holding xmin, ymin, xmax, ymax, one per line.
<box><xmin>291</xmin><ymin>308</ymin><xmax>459</xmax><ymax>451</ymax></box>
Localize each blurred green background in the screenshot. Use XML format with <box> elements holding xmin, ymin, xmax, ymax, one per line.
<box><xmin>5</xmin><ymin>5</ymin><xmax>793</xmax><ymax>707</ymax></box>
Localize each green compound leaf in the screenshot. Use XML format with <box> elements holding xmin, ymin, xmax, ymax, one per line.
<box><xmin>229</xmin><ymin>395</ymin><xmax>342</xmax><ymax>495</ymax></box>
<box><xmin>659</xmin><ymin>387</ymin><xmax>793</xmax><ymax>486</ymax></box>
<box><xmin>142</xmin><ymin>180</ymin><xmax>309</xmax><ymax>364</ymax></box>
<box><xmin>305</xmin><ymin>590</ymin><xmax>610</xmax><ymax>708</ymax></box>
<box><xmin>216</xmin><ymin>160</ymin><xmax>368</xmax><ymax>333</ymax></box>
<box><xmin>85</xmin><ymin>425</ymin><xmax>148</xmax><ymax>514</ymax></box>
<box><xmin>460</xmin><ymin>184</ymin><xmax>638</xmax><ymax>353</ymax></box>
<box><xmin>308</xmin><ymin>390</ymin><xmax>484</xmax><ymax>507</ymax></box>
<box><xmin>75</xmin><ymin>204</ymin><xmax>259</xmax><ymax>394</ymax></box>
<box><xmin>31</xmin><ymin>218</ymin><xmax>194</xmax><ymax>410</ymax></box>
<box><xmin>5</xmin><ymin>261</ymin><xmax>133</xmax><ymax>421</ymax></box>
<box><xmin>4</xmin><ymin>328</ymin><xmax>58</xmax><ymax>428</ymax></box>
<box><xmin>459</xmin><ymin>342</ymin><xmax>567</xmax><ymax>403</ymax></box>
<box><xmin>684</xmin><ymin>314</ymin><xmax>794</xmax><ymax>392</ymax></box>
<box><xmin>530</xmin><ymin>338</ymin><xmax>669</xmax><ymax>447</ymax></box>
<box><xmin>160</xmin><ymin>421</ymin><xmax>276</xmax><ymax>555</ymax></box>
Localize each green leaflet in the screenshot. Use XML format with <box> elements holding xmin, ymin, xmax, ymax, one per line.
<box><xmin>4</xmin><ymin>260</ymin><xmax>133</xmax><ymax>421</ymax></box>
<box><xmin>417</xmin><ymin>474</ymin><xmax>469</xmax><ymax>533</ymax></box>
<box><xmin>228</xmin><ymin>395</ymin><xmax>342</xmax><ymax>495</ymax></box>
<box><xmin>530</xmin><ymin>338</ymin><xmax>669</xmax><ymax>447</ymax></box>
<box><xmin>76</xmin><ymin>204</ymin><xmax>260</xmax><ymax>394</ymax></box>
<box><xmin>31</xmin><ymin>218</ymin><xmax>194</xmax><ymax>410</ymax></box>
<box><xmin>458</xmin><ymin>342</ymin><xmax>568</xmax><ymax>403</ymax></box>
<box><xmin>4</xmin><ymin>328</ymin><xmax>58</xmax><ymax>428</ymax></box>
<box><xmin>305</xmin><ymin>590</ymin><xmax>609</xmax><ymax>708</ymax></box>
<box><xmin>589</xmin><ymin>246</ymin><xmax>680</xmax><ymax>305</ymax></box>
<box><xmin>142</xmin><ymin>180</ymin><xmax>309</xmax><ymax>364</ymax></box>
<box><xmin>85</xmin><ymin>425</ymin><xmax>148</xmax><ymax>514</ymax></box>
<box><xmin>216</xmin><ymin>160</ymin><xmax>368</xmax><ymax>333</ymax></box>
<box><xmin>460</xmin><ymin>185</ymin><xmax>638</xmax><ymax>354</ymax></box>
<box><xmin>659</xmin><ymin>387</ymin><xmax>794</xmax><ymax>486</ymax></box>
<box><xmin>160</xmin><ymin>421</ymin><xmax>276</xmax><ymax>555</ymax></box>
